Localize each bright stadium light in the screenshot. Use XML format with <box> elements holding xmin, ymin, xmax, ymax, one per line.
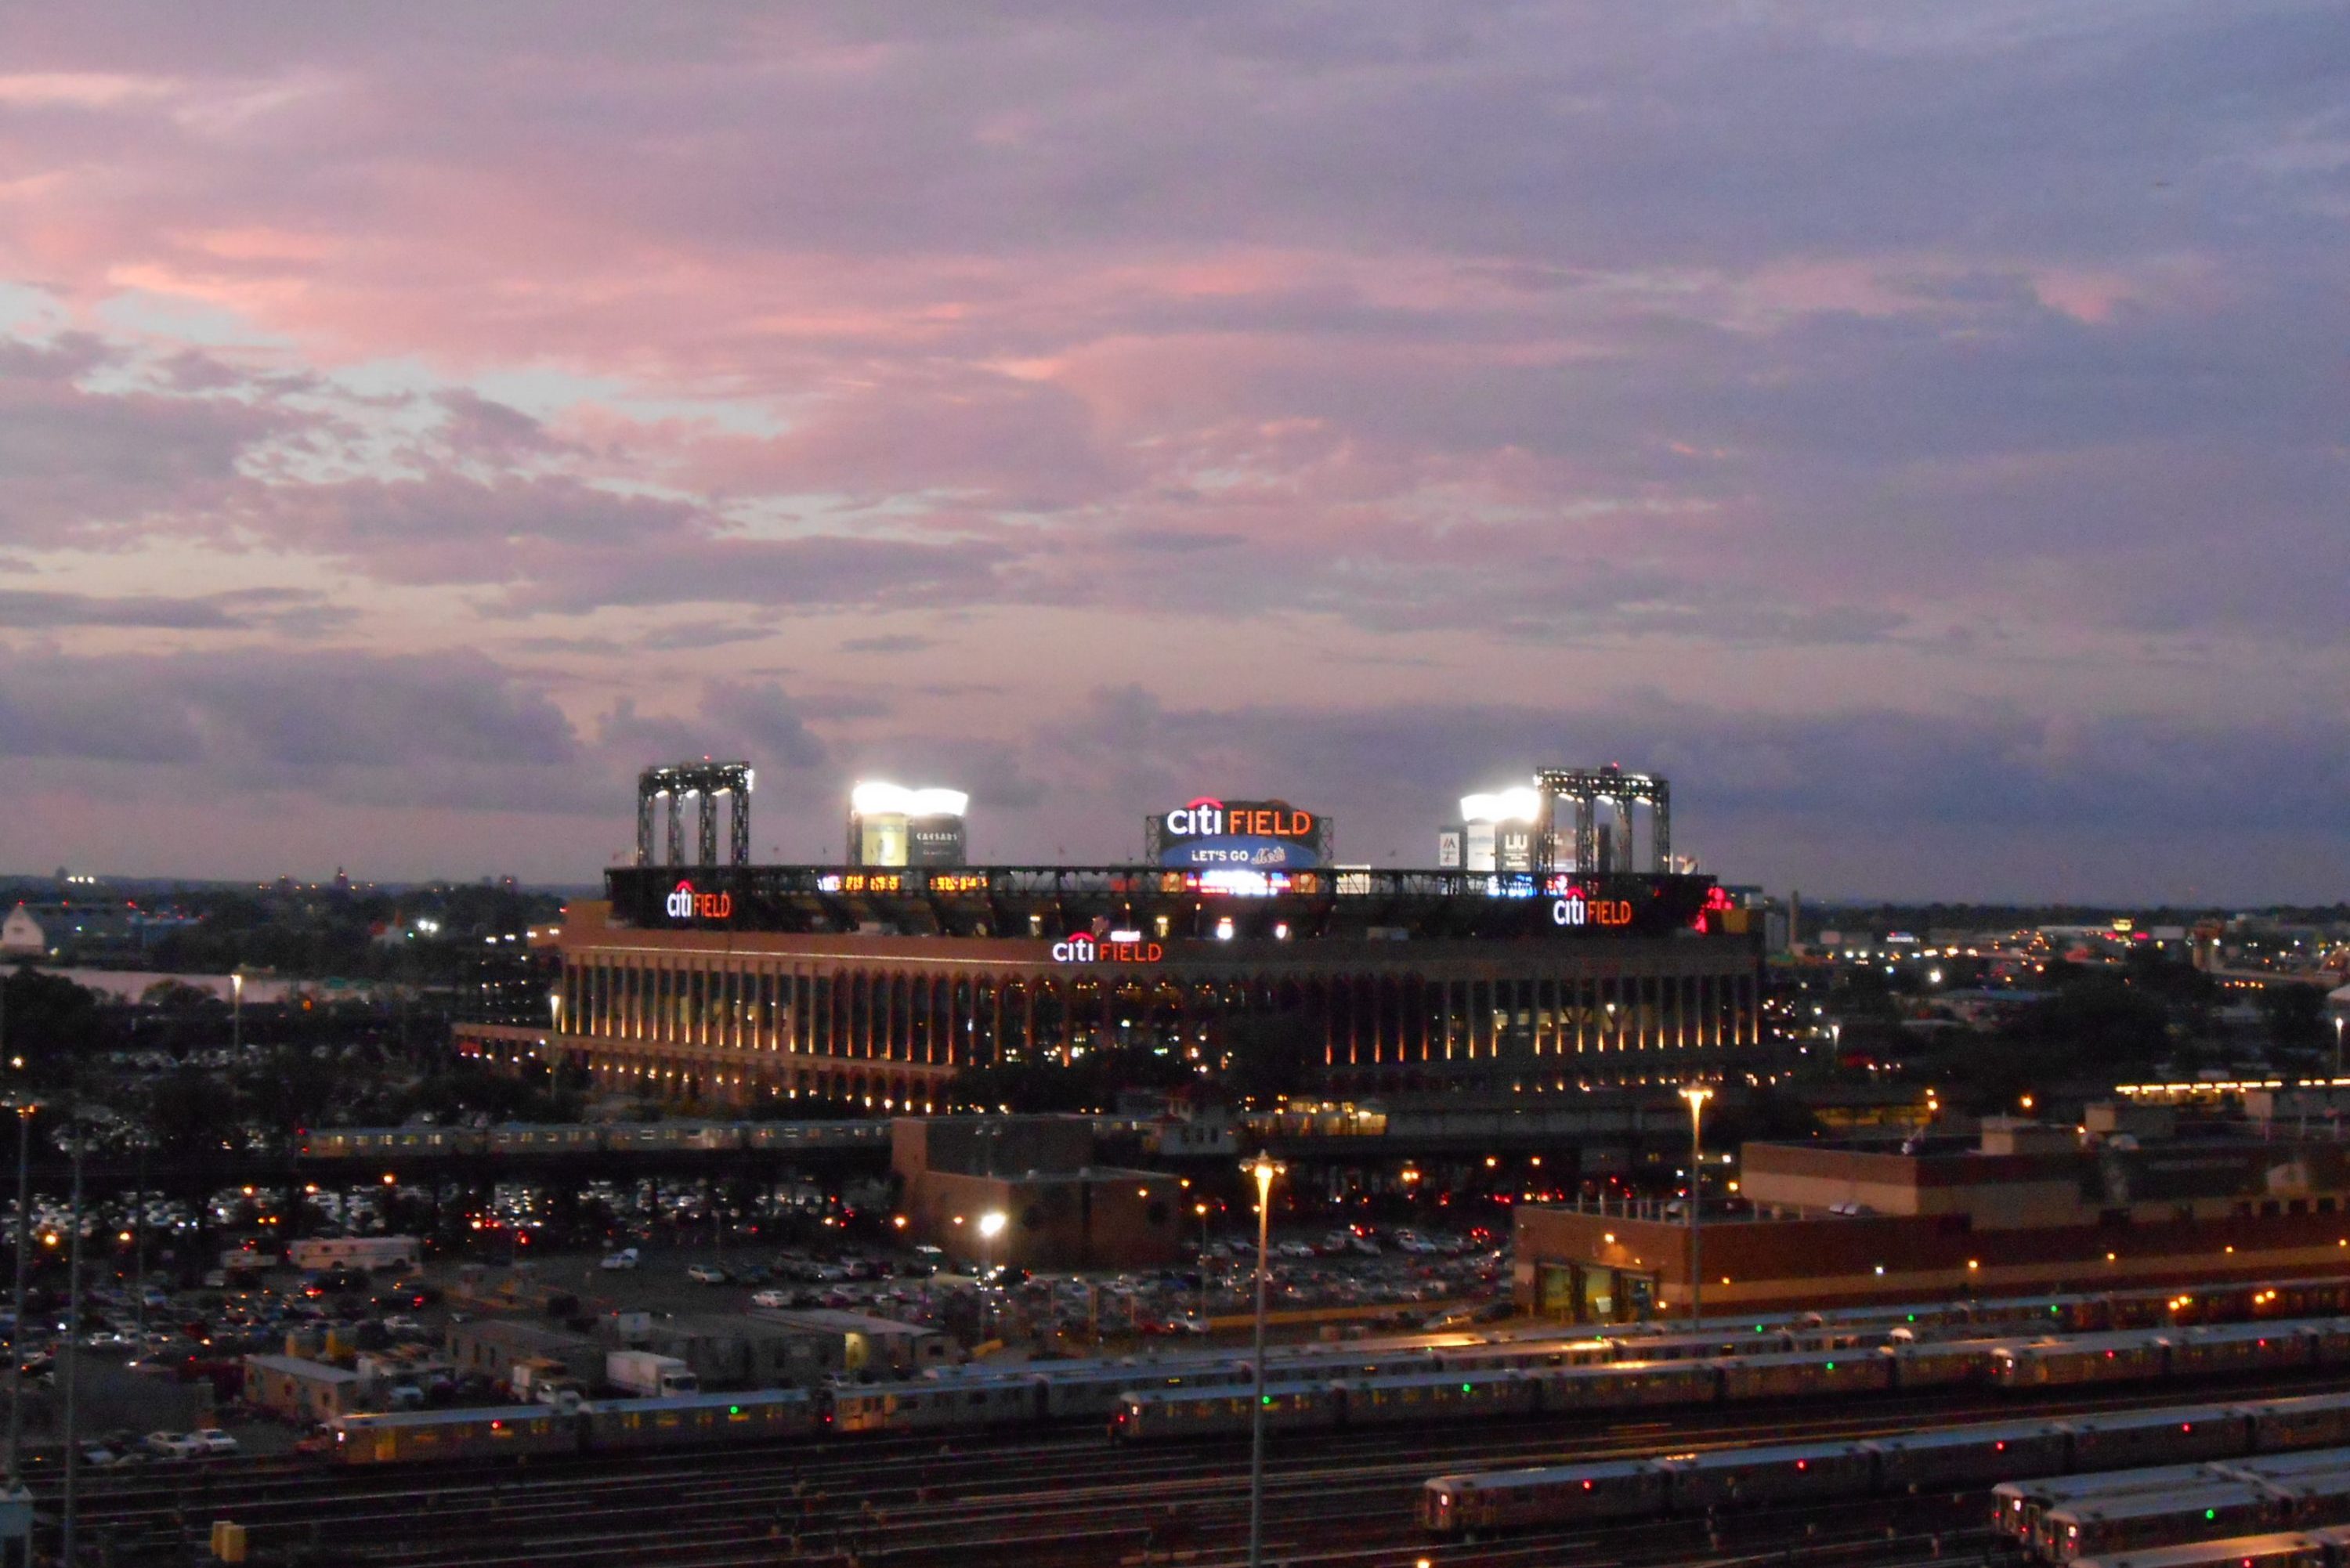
<box><xmin>1459</xmin><ymin>788</ymin><xmax>1542</xmax><ymax>824</ymax></box>
<box><xmin>851</xmin><ymin>781</ymin><xmax>969</xmax><ymax>817</ymax></box>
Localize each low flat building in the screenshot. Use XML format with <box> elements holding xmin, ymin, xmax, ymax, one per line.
<box><xmin>446</xmin><ymin>1319</ymin><xmax>602</xmax><ymax>1384</ymax></box>
<box><xmin>745</xmin><ymin>1308</ymin><xmax>949</xmax><ymax>1379</ymax></box>
<box><xmin>244</xmin><ymin>1355</ymin><xmax>365</xmax><ymax>1423</ymax></box>
<box><xmin>1516</xmin><ymin>1118</ymin><xmax>2350</xmax><ymax>1323</ymax></box>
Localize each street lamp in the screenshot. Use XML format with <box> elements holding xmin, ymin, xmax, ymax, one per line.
<box><xmin>977</xmin><ymin>1211</ymin><xmax>1006</xmax><ymax>1337</ymax></box>
<box><xmin>230</xmin><ymin>971</ymin><xmax>244</xmax><ymax>1057</ymax></box>
<box><xmin>1242</xmin><ymin>1153</ymin><xmax>1285</xmax><ymax>1568</ymax></box>
<box><xmin>3</xmin><ymin>1098</ymin><xmax>32</xmax><ymax>1491</ymax></box>
<box><xmin>1679</xmin><ymin>1085</ymin><xmax>1712</xmax><ymax>1330</ymax></box>
<box><xmin>1195</xmin><ymin>1202</ymin><xmax>1212</xmax><ymax>1323</ymax></box>
<box><xmin>2334</xmin><ymin>1015</ymin><xmax>2345</xmax><ymax>1080</ymax></box>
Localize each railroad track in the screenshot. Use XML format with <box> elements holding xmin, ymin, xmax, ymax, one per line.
<box><xmin>47</xmin><ymin>1370</ymin><xmax>2345</xmax><ymax>1566</ymax></box>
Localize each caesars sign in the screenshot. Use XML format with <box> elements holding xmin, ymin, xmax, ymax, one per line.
<box><xmin>665</xmin><ymin>880</ymin><xmax>732</xmax><ymax>921</ymax></box>
<box><xmin>1150</xmin><ymin>797</ymin><xmax>1325</xmax><ymax>869</ymax></box>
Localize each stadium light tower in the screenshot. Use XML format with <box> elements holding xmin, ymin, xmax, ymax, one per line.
<box><xmin>1680</xmin><ymin>1084</ymin><xmax>1712</xmax><ymax>1330</ymax></box>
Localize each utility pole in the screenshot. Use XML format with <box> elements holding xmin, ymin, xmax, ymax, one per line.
<box><xmin>60</xmin><ymin>1107</ymin><xmax>84</xmax><ymax>1568</ymax></box>
<box><xmin>3</xmin><ymin>1102</ymin><xmax>26</xmax><ymax>1483</ymax></box>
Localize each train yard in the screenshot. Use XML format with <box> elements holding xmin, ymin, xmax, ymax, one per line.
<box><xmin>38</xmin><ymin>1277</ymin><xmax>2350</xmax><ymax>1564</ymax></box>
<box><xmin>45</xmin><ymin>1367</ymin><xmax>2350</xmax><ymax>1566</ymax></box>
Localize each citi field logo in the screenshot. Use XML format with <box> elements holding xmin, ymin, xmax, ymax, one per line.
<box><xmin>1552</xmin><ymin>894</ymin><xmax>1633</xmax><ymax>927</ymax></box>
<box><xmin>666</xmin><ymin>880</ymin><xmax>733</xmax><ymax>921</ymax></box>
<box><xmin>1162</xmin><ymin>797</ymin><xmax>1227</xmax><ymax>837</ymax></box>
<box><xmin>1163</xmin><ymin>797</ymin><xmax>1315</xmax><ymax>839</ymax></box>
<box><xmin>1050</xmin><ymin>932</ymin><xmax>1164</xmax><ymax>964</ymax></box>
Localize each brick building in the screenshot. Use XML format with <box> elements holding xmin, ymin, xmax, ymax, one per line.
<box><xmin>1516</xmin><ymin>1117</ymin><xmax>2350</xmax><ymax>1323</ymax></box>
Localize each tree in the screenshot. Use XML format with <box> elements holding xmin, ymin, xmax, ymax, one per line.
<box><xmin>0</xmin><ymin>966</ymin><xmax>110</xmax><ymax>1078</ymax></box>
<box><xmin>2258</xmin><ymin>982</ymin><xmax>2330</xmax><ymax>1057</ymax></box>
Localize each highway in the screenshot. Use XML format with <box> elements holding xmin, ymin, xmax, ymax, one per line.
<box><xmin>49</xmin><ymin>1371</ymin><xmax>2339</xmax><ymax>1567</ymax></box>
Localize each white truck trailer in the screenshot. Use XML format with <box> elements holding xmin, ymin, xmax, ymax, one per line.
<box><xmin>606</xmin><ymin>1351</ymin><xmax>699</xmax><ymax>1398</ymax></box>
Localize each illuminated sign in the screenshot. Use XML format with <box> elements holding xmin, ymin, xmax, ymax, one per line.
<box><xmin>665</xmin><ymin>880</ymin><xmax>732</xmax><ymax>921</ymax></box>
<box><xmin>926</xmin><ymin>873</ymin><xmax>989</xmax><ymax>895</ymax></box>
<box><xmin>1162</xmin><ymin>799</ymin><xmax>1315</xmax><ymax>840</ymax></box>
<box><xmin>1151</xmin><ymin>797</ymin><xmax>1325</xmax><ymax>869</ymax></box>
<box><xmin>1050</xmin><ymin>933</ymin><xmax>1165</xmax><ymax>964</ymax></box>
<box><xmin>816</xmin><ymin>873</ymin><xmax>903</xmax><ymax>894</ymax></box>
<box><xmin>1551</xmin><ymin>893</ymin><xmax>1632</xmax><ymax>928</ymax></box>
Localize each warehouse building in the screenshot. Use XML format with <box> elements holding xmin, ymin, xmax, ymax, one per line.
<box><xmin>1516</xmin><ymin>1115</ymin><xmax>2350</xmax><ymax>1323</ymax></box>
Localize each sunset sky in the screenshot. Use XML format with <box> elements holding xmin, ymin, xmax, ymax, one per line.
<box><xmin>0</xmin><ymin>4</ymin><xmax>2343</xmax><ymax>900</ymax></box>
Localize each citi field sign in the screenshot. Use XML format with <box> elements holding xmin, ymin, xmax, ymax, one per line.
<box><xmin>1050</xmin><ymin>932</ymin><xmax>1164</xmax><ymax>964</ymax></box>
<box><xmin>1154</xmin><ymin>797</ymin><xmax>1325</xmax><ymax>870</ymax></box>
<box><xmin>665</xmin><ymin>880</ymin><xmax>733</xmax><ymax>921</ymax></box>
<box><xmin>1552</xmin><ymin>891</ymin><xmax>1634</xmax><ymax>927</ymax></box>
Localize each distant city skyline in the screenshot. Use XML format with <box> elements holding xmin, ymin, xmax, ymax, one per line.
<box><xmin>0</xmin><ymin>5</ymin><xmax>2342</xmax><ymax>901</ymax></box>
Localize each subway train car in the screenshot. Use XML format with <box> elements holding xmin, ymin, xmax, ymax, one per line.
<box><xmin>2064</xmin><ymin>1406</ymin><xmax>2252</xmax><ymax>1473</ymax></box>
<box><xmin>2045</xmin><ymin>1482</ymin><xmax>2286</xmax><ymax>1563</ymax></box>
<box><xmin>1996</xmin><ymin>1468</ymin><xmax>2227</xmax><ymax>1555</ymax></box>
<box><xmin>1715</xmin><ymin>1349</ymin><xmax>1892</xmax><ymax>1402</ymax></box>
<box><xmin>1426</xmin><ymin>1411</ymin><xmax>2323</xmax><ymax>1541</ymax></box>
<box><xmin>1534</xmin><ymin>1360</ymin><xmax>1721</xmax><ymax>1413</ymax></box>
<box><xmin>2071</xmin><ymin>1534</ymin><xmax>2332</xmax><ymax>1568</ymax></box>
<box><xmin>832</xmin><ymin>1374</ymin><xmax>1044</xmax><ymax>1434</ymax></box>
<box><xmin>1340</xmin><ymin>1372</ymin><xmax>1541</xmax><ymax>1427</ymax></box>
<box><xmin>583</xmin><ymin>1389</ymin><xmax>816</xmax><ymax>1450</ymax></box>
<box><xmin>1994</xmin><ymin>1332</ymin><xmax>2173</xmax><ymax>1389</ymax></box>
<box><xmin>1111</xmin><ymin>1383</ymin><xmax>1343</xmax><ymax>1443</ymax></box>
<box><xmin>331</xmin><ymin>1405</ymin><xmax>577</xmax><ymax>1465</ymax></box>
<box><xmin>1867</xmin><ymin>1422</ymin><xmax>2071</xmax><ymax>1494</ymax></box>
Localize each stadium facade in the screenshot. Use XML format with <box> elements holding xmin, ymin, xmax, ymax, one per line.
<box><xmin>517</xmin><ymin>860</ymin><xmax>1766</xmax><ymax>1112</ymax></box>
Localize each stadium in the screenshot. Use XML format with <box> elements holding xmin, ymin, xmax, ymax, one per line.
<box><xmin>479</xmin><ymin>767</ymin><xmax>1768</xmax><ymax>1112</ymax></box>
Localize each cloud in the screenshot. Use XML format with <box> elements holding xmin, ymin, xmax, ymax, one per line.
<box><xmin>838</xmin><ymin>634</ymin><xmax>938</xmax><ymax>654</ymax></box>
<box><xmin>0</xmin><ymin>3</ymin><xmax>2341</xmax><ymax>892</ymax></box>
<box><xmin>0</xmin><ymin>585</ymin><xmax>347</xmax><ymax>632</ymax></box>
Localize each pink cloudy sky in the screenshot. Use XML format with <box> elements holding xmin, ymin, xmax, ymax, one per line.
<box><xmin>0</xmin><ymin>3</ymin><xmax>2344</xmax><ymax>900</ymax></box>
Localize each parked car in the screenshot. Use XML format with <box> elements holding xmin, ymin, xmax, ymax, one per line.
<box><xmin>750</xmin><ymin>1288</ymin><xmax>790</xmax><ymax>1309</ymax></box>
<box><xmin>143</xmin><ymin>1432</ymin><xmax>203</xmax><ymax>1459</ymax></box>
<box><xmin>188</xmin><ymin>1429</ymin><xmax>239</xmax><ymax>1456</ymax></box>
<box><xmin>685</xmin><ymin>1263</ymin><xmax>729</xmax><ymax>1285</ymax></box>
<box><xmin>599</xmin><ymin>1248</ymin><xmax>640</xmax><ymax>1272</ymax></box>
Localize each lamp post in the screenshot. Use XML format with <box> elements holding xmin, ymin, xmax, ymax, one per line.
<box><xmin>977</xmin><ymin>1211</ymin><xmax>1005</xmax><ymax>1339</ymax></box>
<box><xmin>230</xmin><ymin>971</ymin><xmax>244</xmax><ymax>1057</ymax></box>
<box><xmin>1195</xmin><ymin>1201</ymin><xmax>1211</xmax><ymax>1324</ymax></box>
<box><xmin>2334</xmin><ymin>1015</ymin><xmax>2345</xmax><ymax>1081</ymax></box>
<box><xmin>3</xmin><ymin>1099</ymin><xmax>31</xmax><ymax>1490</ymax></box>
<box><xmin>1242</xmin><ymin>1153</ymin><xmax>1285</xmax><ymax>1568</ymax></box>
<box><xmin>1679</xmin><ymin>1086</ymin><xmax>1712</xmax><ymax>1330</ymax></box>
<box><xmin>60</xmin><ymin>1110</ymin><xmax>83</xmax><ymax>1568</ymax></box>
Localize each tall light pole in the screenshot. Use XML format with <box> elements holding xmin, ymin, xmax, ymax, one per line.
<box><xmin>2334</xmin><ymin>1015</ymin><xmax>2345</xmax><ymax>1081</ymax></box>
<box><xmin>1679</xmin><ymin>1085</ymin><xmax>1712</xmax><ymax>1331</ymax></box>
<box><xmin>977</xmin><ymin>1211</ymin><xmax>1005</xmax><ymax>1339</ymax></box>
<box><xmin>3</xmin><ymin>1100</ymin><xmax>31</xmax><ymax>1490</ymax></box>
<box><xmin>60</xmin><ymin>1110</ymin><xmax>83</xmax><ymax>1568</ymax></box>
<box><xmin>1194</xmin><ymin>1201</ymin><xmax>1211</xmax><ymax>1323</ymax></box>
<box><xmin>230</xmin><ymin>971</ymin><xmax>244</xmax><ymax>1057</ymax></box>
<box><xmin>1243</xmin><ymin>1153</ymin><xmax>1285</xmax><ymax>1568</ymax></box>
